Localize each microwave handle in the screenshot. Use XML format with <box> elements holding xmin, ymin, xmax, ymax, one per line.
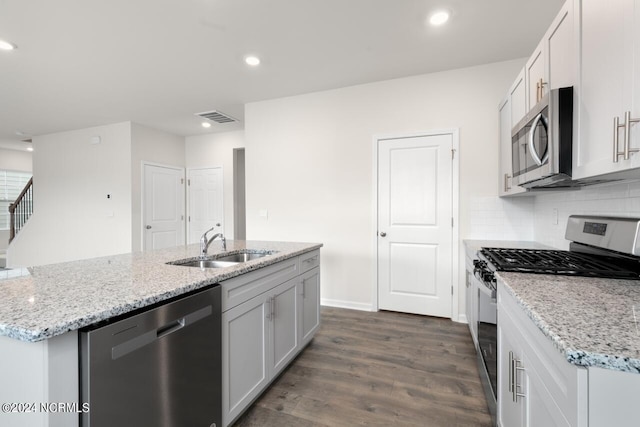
<box><xmin>528</xmin><ymin>112</ymin><xmax>549</xmax><ymax>166</ymax></box>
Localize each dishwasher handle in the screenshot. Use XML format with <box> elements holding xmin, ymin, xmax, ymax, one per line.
<box><xmin>111</xmin><ymin>305</ymin><xmax>212</xmax><ymax>360</ymax></box>
<box><xmin>156</xmin><ymin>318</ymin><xmax>185</xmax><ymax>339</ymax></box>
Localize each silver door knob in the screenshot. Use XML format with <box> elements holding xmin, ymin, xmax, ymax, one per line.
<box><xmin>379</xmin><ymin>232</ymin><xmax>386</xmax><ymax>237</ymax></box>
<box><xmin>146</xmin><ymin>225</ymin><xmax>152</xmax><ymax>229</ymax></box>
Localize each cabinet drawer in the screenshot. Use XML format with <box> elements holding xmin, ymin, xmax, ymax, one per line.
<box><xmin>221</xmin><ymin>258</ymin><xmax>299</xmax><ymax>312</ymax></box>
<box><xmin>299</xmin><ymin>250</ymin><xmax>320</xmax><ymax>274</ymax></box>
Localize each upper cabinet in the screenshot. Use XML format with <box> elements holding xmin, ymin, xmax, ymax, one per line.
<box><xmin>499</xmin><ymin>1</ymin><xmax>576</xmax><ymax>196</ymax></box>
<box><xmin>510</xmin><ymin>68</ymin><xmax>527</xmax><ymax>127</ymax></box>
<box><xmin>574</xmin><ymin>0</ymin><xmax>640</xmax><ymax>180</ymax></box>
<box><xmin>525</xmin><ymin>1</ymin><xmax>575</xmax><ymax>111</ymax></box>
<box><xmin>499</xmin><ymin>70</ymin><xmax>527</xmax><ymax>197</ymax></box>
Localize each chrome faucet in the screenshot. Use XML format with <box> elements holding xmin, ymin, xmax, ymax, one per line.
<box><xmin>200</xmin><ymin>224</ymin><xmax>226</xmax><ymax>257</ymax></box>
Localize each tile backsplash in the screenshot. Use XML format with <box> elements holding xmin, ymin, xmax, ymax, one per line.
<box><xmin>533</xmin><ymin>181</ymin><xmax>640</xmax><ymax>249</ymax></box>
<box><xmin>468</xmin><ymin>181</ymin><xmax>640</xmax><ymax>248</ymax></box>
<box><xmin>468</xmin><ymin>196</ymin><xmax>534</xmax><ymax>240</ymax></box>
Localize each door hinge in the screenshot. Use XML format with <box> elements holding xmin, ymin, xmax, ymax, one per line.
<box><xmin>181</xmin><ymin>178</ymin><xmax>184</xmax><ymax>184</ymax></box>
<box><xmin>451</xmin><ymin>286</ymin><xmax>454</xmax><ymax>295</ymax></box>
<box><xmin>451</xmin><ymin>148</ymin><xmax>456</xmax><ymax>160</ymax></box>
<box><xmin>451</xmin><ymin>217</ymin><xmax>454</xmax><ymax>227</ymax></box>
<box><xmin>188</xmin><ymin>179</ymin><xmax>191</xmax><ymax>185</ymax></box>
<box><xmin>188</xmin><ymin>216</ymin><xmax>191</xmax><ymax>222</ymax></box>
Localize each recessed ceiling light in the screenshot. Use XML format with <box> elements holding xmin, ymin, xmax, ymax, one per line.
<box><xmin>201</xmin><ymin>122</ymin><xmax>212</xmax><ymax>128</ymax></box>
<box><xmin>26</xmin><ymin>147</ymin><xmax>33</xmax><ymax>152</ymax></box>
<box><xmin>245</xmin><ymin>56</ymin><xmax>261</xmax><ymax>66</ymax></box>
<box><xmin>0</xmin><ymin>39</ymin><xmax>17</xmax><ymax>51</ymax></box>
<box><xmin>429</xmin><ymin>11</ymin><xmax>450</xmax><ymax>26</ymax></box>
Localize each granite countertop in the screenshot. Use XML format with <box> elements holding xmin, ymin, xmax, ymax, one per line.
<box><xmin>0</xmin><ymin>240</ymin><xmax>322</xmax><ymax>343</ymax></box>
<box><xmin>498</xmin><ymin>271</ymin><xmax>640</xmax><ymax>374</ymax></box>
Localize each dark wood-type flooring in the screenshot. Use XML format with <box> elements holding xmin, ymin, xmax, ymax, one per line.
<box><xmin>232</xmin><ymin>306</ymin><xmax>492</xmax><ymax>427</ymax></box>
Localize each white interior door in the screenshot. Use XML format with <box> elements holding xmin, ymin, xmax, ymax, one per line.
<box><xmin>188</xmin><ymin>167</ymin><xmax>224</xmax><ymax>244</ymax></box>
<box><xmin>377</xmin><ymin>133</ymin><xmax>453</xmax><ymax>318</ymax></box>
<box><xmin>143</xmin><ymin>164</ymin><xmax>185</xmax><ymax>251</ymax></box>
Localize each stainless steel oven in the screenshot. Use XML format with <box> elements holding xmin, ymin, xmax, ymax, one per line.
<box><xmin>511</xmin><ymin>87</ymin><xmax>573</xmax><ymax>189</ymax></box>
<box><xmin>473</xmin><ymin>259</ymin><xmax>497</xmax><ymax>425</ymax></box>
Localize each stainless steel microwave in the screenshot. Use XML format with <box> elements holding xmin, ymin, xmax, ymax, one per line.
<box><xmin>512</xmin><ymin>87</ymin><xmax>573</xmax><ymax>188</ymax></box>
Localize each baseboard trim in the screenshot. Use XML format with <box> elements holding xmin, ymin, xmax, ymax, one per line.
<box><xmin>321</xmin><ymin>298</ymin><xmax>374</xmax><ymax>312</ymax></box>
<box><xmin>458</xmin><ymin>314</ymin><xmax>468</xmax><ymax>324</ymax></box>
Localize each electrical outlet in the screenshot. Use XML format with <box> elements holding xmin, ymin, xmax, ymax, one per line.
<box><xmin>552</xmin><ymin>208</ymin><xmax>559</xmax><ymax>225</ymax></box>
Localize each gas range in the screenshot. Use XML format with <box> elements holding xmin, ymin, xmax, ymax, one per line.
<box><xmin>474</xmin><ymin>215</ymin><xmax>640</xmax><ymax>289</ymax></box>
<box><xmin>471</xmin><ymin>215</ymin><xmax>640</xmax><ymax>422</ymax></box>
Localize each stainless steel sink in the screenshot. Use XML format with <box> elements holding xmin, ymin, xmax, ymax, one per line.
<box><xmin>169</xmin><ymin>250</ymin><xmax>277</xmax><ymax>269</ymax></box>
<box><xmin>215</xmin><ymin>252</ymin><xmax>271</xmax><ymax>263</ymax></box>
<box><xmin>174</xmin><ymin>259</ymin><xmax>239</xmax><ymax>269</ymax></box>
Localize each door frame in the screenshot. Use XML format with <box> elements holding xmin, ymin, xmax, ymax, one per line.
<box><xmin>371</xmin><ymin>129</ymin><xmax>460</xmax><ymax>321</ymax></box>
<box><xmin>141</xmin><ymin>161</ymin><xmax>186</xmax><ymax>251</ymax></box>
<box><xmin>186</xmin><ymin>165</ymin><xmax>224</xmax><ymax>244</ymax></box>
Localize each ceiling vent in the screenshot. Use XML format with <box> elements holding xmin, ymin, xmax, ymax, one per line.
<box><xmin>196</xmin><ymin>110</ymin><xmax>238</xmax><ymax>124</ymax></box>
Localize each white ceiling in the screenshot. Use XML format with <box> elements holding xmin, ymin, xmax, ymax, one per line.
<box><xmin>0</xmin><ymin>0</ymin><xmax>564</xmax><ymax>150</ymax></box>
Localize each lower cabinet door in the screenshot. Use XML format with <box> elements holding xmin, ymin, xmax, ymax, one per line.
<box><xmin>525</xmin><ymin>357</ymin><xmax>571</xmax><ymax>427</ymax></box>
<box><xmin>300</xmin><ymin>267</ymin><xmax>321</xmax><ymax>344</ymax></box>
<box><xmin>497</xmin><ymin>313</ymin><xmax>525</xmax><ymax>427</ymax></box>
<box><xmin>222</xmin><ymin>294</ymin><xmax>270</xmax><ymax>426</ymax></box>
<box><xmin>270</xmin><ymin>278</ymin><xmax>300</xmax><ymax>376</ymax></box>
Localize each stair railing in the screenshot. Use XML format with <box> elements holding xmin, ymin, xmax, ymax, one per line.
<box><xmin>9</xmin><ymin>177</ymin><xmax>33</xmax><ymax>243</ymax></box>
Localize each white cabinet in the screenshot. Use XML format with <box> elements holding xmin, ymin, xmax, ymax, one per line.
<box><xmin>497</xmin><ymin>281</ymin><xmax>587</xmax><ymax>427</ymax></box>
<box><xmin>526</xmin><ymin>38</ymin><xmax>547</xmax><ymax>110</ymax></box>
<box><xmin>299</xmin><ymin>266</ymin><xmax>320</xmax><ymax>345</ymax></box>
<box><xmin>510</xmin><ymin>68</ymin><xmax>527</xmax><ymax>128</ymax></box>
<box><xmin>575</xmin><ymin>0</ymin><xmax>640</xmax><ymax>180</ymax></box>
<box><xmin>525</xmin><ymin>0</ymin><xmax>575</xmax><ymax>111</ymax></box>
<box><xmin>464</xmin><ymin>255</ymin><xmax>478</xmax><ymax>346</ymax></box>
<box><xmin>221</xmin><ymin>252</ymin><xmax>321</xmax><ymax>426</ymax></box>
<box><xmin>222</xmin><ymin>291</ymin><xmax>270</xmax><ymax>425</ymax></box>
<box><xmin>497</xmin><ymin>315</ymin><xmax>524</xmax><ymax>426</ymax></box>
<box><xmin>270</xmin><ymin>278</ymin><xmax>300</xmax><ymax>376</ymax></box>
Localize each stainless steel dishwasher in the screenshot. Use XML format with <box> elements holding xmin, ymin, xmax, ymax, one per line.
<box><xmin>80</xmin><ymin>285</ymin><xmax>221</xmax><ymax>427</ymax></box>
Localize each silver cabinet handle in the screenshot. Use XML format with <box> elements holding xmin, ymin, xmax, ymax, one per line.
<box><xmin>379</xmin><ymin>232</ymin><xmax>387</xmax><ymax>237</ymax></box>
<box><xmin>528</xmin><ymin>112</ymin><xmax>549</xmax><ymax>166</ymax></box>
<box><xmin>613</xmin><ymin>111</ymin><xmax>640</xmax><ymax>162</ymax></box>
<box><xmin>146</xmin><ymin>225</ymin><xmax>152</xmax><ymax>230</ymax></box>
<box><xmin>265</xmin><ymin>296</ymin><xmax>275</xmax><ymax>320</ymax></box>
<box><xmin>509</xmin><ymin>351</ymin><xmax>526</xmax><ymax>402</ymax></box>
<box><xmin>504</xmin><ymin>173</ymin><xmax>511</xmax><ymax>192</ymax></box>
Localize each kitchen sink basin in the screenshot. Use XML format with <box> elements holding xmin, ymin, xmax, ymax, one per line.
<box><xmin>215</xmin><ymin>252</ymin><xmax>271</xmax><ymax>263</ymax></box>
<box><xmin>174</xmin><ymin>260</ymin><xmax>239</xmax><ymax>269</ymax></box>
<box><xmin>168</xmin><ymin>250</ymin><xmax>277</xmax><ymax>269</ymax></box>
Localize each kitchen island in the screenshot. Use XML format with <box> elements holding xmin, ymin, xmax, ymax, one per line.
<box><xmin>0</xmin><ymin>240</ymin><xmax>322</xmax><ymax>427</ymax></box>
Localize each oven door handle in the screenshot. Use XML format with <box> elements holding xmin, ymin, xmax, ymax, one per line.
<box><xmin>528</xmin><ymin>112</ymin><xmax>549</xmax><ymax>166</ymax></box>
<box><xmin>477</xmin><ymin>280</ymin><xmax>496</xmax><ymax>301</ymax></box>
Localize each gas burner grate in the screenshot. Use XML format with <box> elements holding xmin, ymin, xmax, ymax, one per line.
<box><xmin>480</xmin><ymin>248</ymin><xmax>640</xmax><ymax>280</ymax></box>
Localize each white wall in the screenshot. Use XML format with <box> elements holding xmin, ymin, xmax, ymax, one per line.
<box><xmin>185</xmin><ymin>130</ymin><xmax>245</xmax><ymax>239</ymax></box>
<box><xmin>0</xmin><ymin>148</ymin><xmax>32</xmax><ymax>172</ymax></box>
<box><xmin>8</xmin><ymin>122</ymin><xmax>132</xmax><ymax>267</ymax></box>
<box><xmin>0</xmin><ymin>148</ymin><xmax>32</xmax><ymax>253</ymax></box>
<box><xmin>533</xmin><ymin>181</ymin><xmax>640</xmax><ymax>249</ymax></box>
<box><xmin>131</xmin><ymin>123</ymin><xmax>185</xmax><ymax>252</ymax></box>
<box><xmin>245</xmin><ymin>59</ymin><xmax>525</xmax><ymax>317</ymax></box>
